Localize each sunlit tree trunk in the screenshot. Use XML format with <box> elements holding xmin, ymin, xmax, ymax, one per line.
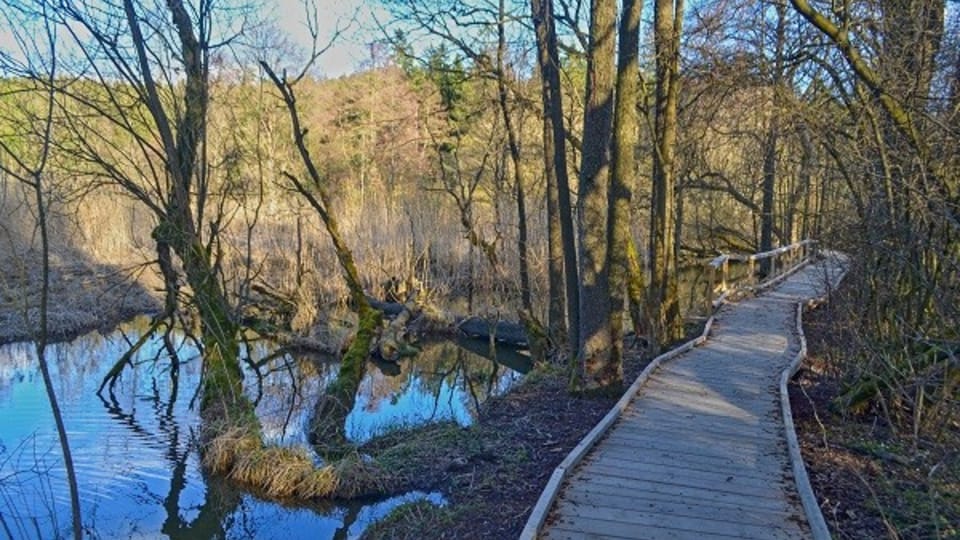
<box><xmin>608</xmin><ymin>0</ymin><xmax>644</xmax><ymax>380</ymax></box>
<box><xmin>531</xmin><ymin>0</ymin><xmax>579</xmax><ymax>355</ymax></box>
<box><xmin>575</xmin><ymin>0</ymin><xmax>617</xmax><ymax>392</ymax></box>
<box><xmin>760</xmin><ymin>0</ymin><xmax>787</xmax><ymax>276</ymax></box>
<box><xmin>649</xmin><ymin>0</ymin><xmax>685</xmax><ymax>347</ymax></box>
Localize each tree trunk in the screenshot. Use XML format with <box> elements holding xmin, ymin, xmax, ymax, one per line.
<box><xmin>495</xmin><ymin>0</ymin><xmax>534</xmax><ymax>319</ymax></box>
<box><xmin>649</xmin><ymin>0</ymin><xmax>685</xmax><ymax>348</ymax></box>
<box><xmin>607</xmin><ymin>0</ymin><xmax>645</xmax><ymax>384</ymax></box>
<box><xmin>626</xmin><ymin>236</ymin><xmax>647</xmax><ymax>337</ymax></box>
<box><xmin>575</xmin><ymin>0</ymin><xmax>617</xmax><ymax>392</ymax></box>
<box><xmin>759</xmin><ymin>1</ymin><xmax>786</xmax><ymax>276</ymax></box>
<box><xmin>121</xmin><ymin>0</ymin><xmax>247</xmax><ymax>426</ymax></box>
<box><xmin>531</xmin><ymin>0</ymin><xmax>579</xmax><ymax>356</ymax></box>
<box><xmin>759</xmin><ymin>124</ymin><xmax>777</xmax><ymax>273</ymax></box>
<box><xmin>261</xmin><ymin>62</ymin><xmax>385</xmax><ymax>451</ymax></box>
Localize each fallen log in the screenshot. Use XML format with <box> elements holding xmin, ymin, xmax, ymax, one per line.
<box><xmin>455</xmin><ymin>316</ymin><xmax>528</xmax><ymax>347</ymax></box>
<box><xmin>452</xmin><ymin>336</ymin><xmax>533</xmax><ymax>374</ymax></box>
<box><xmin>366</xmin><ymin>297</ymin><xmax>531</xmax><ymax>348</ymax></box>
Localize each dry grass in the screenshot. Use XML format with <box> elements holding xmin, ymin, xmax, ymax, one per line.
<box><xmin>200</xmin><ymin>420</ymin><xmax>397</xmax><ymax>501</ymax></box>
<box><xmin>0</xmin><ymin>245</ymin><xmax>160</xmax><ymax>346</ymax></box>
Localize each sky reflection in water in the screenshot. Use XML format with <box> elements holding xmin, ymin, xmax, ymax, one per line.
<box><xmin>0</xmin><ymin>319</ymin><xmax>528</xmax><ymax>539</ymax></box>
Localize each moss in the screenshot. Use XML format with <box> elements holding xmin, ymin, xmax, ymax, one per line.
<box><xmin>310</xmin><ymin>304</ymin><xmax>383</xmax><ymax>456</ymax></box>
<box><xmin>363</xmin><ymin>500</ymin><xmax>458</xmax><ymax>540</ymax></box>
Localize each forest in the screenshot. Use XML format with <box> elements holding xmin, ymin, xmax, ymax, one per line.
<box><xmin>0</xmin><ymin>0</ymin><xmax>956</xmax><ymax>538</ymax></box>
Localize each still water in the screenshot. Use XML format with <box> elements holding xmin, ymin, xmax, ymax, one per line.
<box><xmin>0</xmin><ymin>319</ymin><xmax>530</xmax><ymax>539</ymax></box>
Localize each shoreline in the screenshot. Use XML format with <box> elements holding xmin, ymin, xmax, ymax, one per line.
<box><xmin>0</xmin><ymin>261</ymin><xmax>161</xmax><ymax>347</ymax></box>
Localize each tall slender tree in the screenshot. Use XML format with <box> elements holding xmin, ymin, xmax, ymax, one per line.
<box><xmin>649</xmin><ymin>0</ymin><xmax>685</xmax><ymax>347</ymax></box>
<box><xmin>531</xmin><ymin>0</ymin><xmax>580</xmax><ymax>354</ymax></box>
<box><xmin>0</xmin><ymin>6</ymin><xmax>82</xmax><ymax>537</ymax></box>
<box><xmin>609</xmin><ymin>0</ymin><xmax>644</xmax><ymax>371</ymax></box>
<box><xmin>759</xmin><ymin>0</ymin><xmax>788</xmax><ymax>275</ymax></box>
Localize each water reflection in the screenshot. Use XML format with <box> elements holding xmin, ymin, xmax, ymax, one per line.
<box><xmin>0</xmin><ymin>320</ymin><xmax>525</xmax><ymax>538</ymax></box>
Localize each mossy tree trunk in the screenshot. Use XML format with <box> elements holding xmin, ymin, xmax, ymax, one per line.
<box><xmin>261</xmin><ymin>62</ymin><xmax>383</xmax><ymax>453</ymax></box>
<box><xmin>120</xmin><ymin>0</ymin><xmax>249</xmax><ymax>432</ymax></box>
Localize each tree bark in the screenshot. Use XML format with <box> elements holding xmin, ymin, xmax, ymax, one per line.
<box><xmin>531</xmin><ymin>0</ymin><xmax>579</xmax><ymax>355</ymax></box>
<box><xmin>607</xmin><ymin>0</ymin><xmax>644</xmax><ymax>383</ymax></box>
<box><xmin>575</xmin><ymin>0</ymin><xmax>617</xmax><ymax>391</ymax></box>
<box><xmin>649</xmin><ymin>0</ymin><xmax>685</xmax><ymax>347</ymax></box>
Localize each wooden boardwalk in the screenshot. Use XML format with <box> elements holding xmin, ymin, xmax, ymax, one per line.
<box><xmin>533</xmin><ymin>255</ymin><xmax>846</xmax><ymax>539</ymax></box>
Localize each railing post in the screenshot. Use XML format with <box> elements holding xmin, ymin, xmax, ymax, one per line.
<box><xmin>721</xmin><ymin>258</ymin><xmax>729</xmax><ymax>293</ymax></box>
<box><xmin>706</xmin><ymin>263</ymin><xmax>715</xmax><ymax>314</ymax></box>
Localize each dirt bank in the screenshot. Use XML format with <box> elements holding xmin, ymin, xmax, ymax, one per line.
<box><xmin>0</xmin><ymin>256</ymin><xmax>159</xmax><ymax>346</ymax></box>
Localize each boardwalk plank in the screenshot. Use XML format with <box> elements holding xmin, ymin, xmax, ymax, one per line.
<box><xmin>563</xmin><ymin>472</ymin><xmax>795</xmax><ymax>512</ymax></box>
<box><xmin>564</xmin><ymin>480</ymin><xmax>798</xmax><ymax>515</ymax></box>
<box><xmin>546</xmin><ymin>512</ymin><xmax>798</xmax><ymax>540</ymax></box>
<box><xmin>593</xmin><ymin>440</ymin><xmax>784</xmax><ymax>469</ymax></box>
<box><xmin>535</xmin><ymin>258</ymin><xmax>846</xmax><ymax>539</ymax></box>
<box><xmin>575</xmin><ymin>463</ymin><xmax>788</xmax><ymax>497</ymax></box>
<box><xmin>603</xmin><ymin>427</ymin><xmax>785</xmax><ymax>455</ymax></box>
<box><xmin>612</xmin><ymin>415</ymin><xmax>782</xmax><ymax>440</ymax></box>
<box><xmin>586</xmin><ymin>446</ymin><xmax>784</xmax><ymax>481</ymax></box>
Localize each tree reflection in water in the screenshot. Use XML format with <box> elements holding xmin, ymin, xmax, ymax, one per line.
<box><xmin>0</xmin><ymin>322</ymin><xmax>525</xmax><ymax>538</ymax></box>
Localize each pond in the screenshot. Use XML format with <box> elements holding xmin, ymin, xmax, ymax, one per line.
<box><xmin>0</xmin><ymin>319</ymin><xmax>531</xmax><ymax>539</ymax></box>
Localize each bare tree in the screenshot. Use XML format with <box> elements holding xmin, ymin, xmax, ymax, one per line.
<box><xmin>0</xmin><ymin>3</ymin><xmax>81</xmax><ymax>537</ymax></box>
<box><xmin>531</xmin><ymin>0</ymin><xmax>580</xmax><ymax>356</ymax></box>
<box><xmin>789</xmin><ymin>0</ymin><xmax>958</xmax><ymax>437</ymax></box>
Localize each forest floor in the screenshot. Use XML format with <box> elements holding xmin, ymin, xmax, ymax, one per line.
<box><xmin>789</xmin><ymin>283</ymin><xmax>959</xmax><ymax>540</ymax></box>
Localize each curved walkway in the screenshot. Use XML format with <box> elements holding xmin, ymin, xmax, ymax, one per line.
<box><xmin>529</xmin><ymin>254</ymin><xmax>847</xmax><ymax>539</ymax></box>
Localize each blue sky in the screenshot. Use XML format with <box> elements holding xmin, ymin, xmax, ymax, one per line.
<box><xmin>260</xmin><ymin>0</ymin><xmax>388</xmax><ymax>77</ymax></box>
<box><xmin>0</xmin><ymin>0</ymin><xmax>386</xmax><ymax>78</ymax></box>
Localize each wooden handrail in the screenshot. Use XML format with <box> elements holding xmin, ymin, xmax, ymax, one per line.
<box><xmin>704</xmin><ymin>239</ymin><xmax>818</xmax><ymax>312</ymax></box>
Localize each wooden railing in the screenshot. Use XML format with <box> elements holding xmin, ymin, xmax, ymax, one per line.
<box><xmin>705</xmin><ymin>239</ymin><xmax>818</xmax><ymax>311</ymax></box>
